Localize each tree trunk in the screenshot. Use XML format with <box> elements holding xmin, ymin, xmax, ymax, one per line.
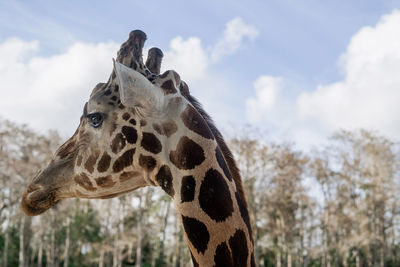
<box><xmin>342</xmin><ymin>251</ymin><xmax>348</xmax><ymax>267</ymax></box>
<box><xmin>113</xmin><ymin>235</ymin><xmax>119</xmax><ymax>267</ymax></box>
<box><xmin>178</xmin><ymin>222</ymin><xmax>184</xmax><ymax>267</ymax></box>
<box><xmin>135</xmin><ymin>196</ymin><xmax>143</xmax><ymax>267</ymax></box>
<box><xmin>253</xmin><ymin>210</ymin><xmax>260</xmax><ymax>266</ymax></box>
<box><xmin>46</xmin><ymin>245</ymin><xmax>51</xmax><ymax>267</ymax></box>
<box><xmin>99</xmin><ymin>247</ymin><xmax>105</xmax><ymax>267</ymax></box>
<box><xmin>19</xmin><ymin>216</ymin><xmax>25</xmax><ymax>267</ymax></box>
<box><xmin>356</xmin><ymin>249</ymin><xmax>362</xmax><ymax>267</ymax></box>
<box><xmin>276</xmin><ymin>235</ymin><xmax>281</xmax><ymax>267</ymax></box>
<box><xmin>158</xmin><ymin>202</ymin><xmax>171</xmax><ymax>264</ymax></box>
<box><xmin>323</xmin><ymin>215</ymin><xmax>331</xmax><ymax>267</ymax></box>
<box><xmin>37</xmin><ymin>232</ymin><xmax>43</xmax><ymax>267</ymax></box>
<box><xmin>49</xmin><ymin>215</ymin><xmax>56</xmax><ymax>267</ymax></box>
<box><xmin>51</xmin><ymin>228</ymin><xmax>56</xmax><ymax>267</ymax></box>
<box><xmin>3</xmin><ymin>227</ymin><xmax>9</xmax><ymax>267</ymax></box>
<box><xmin>63</xmin><ymin>217</ymin><xmax>71</xmax><ymax>267</ymax></box>
<box><xmin>287</xmin><ymin>249</ymin><xmax>292</xmax><ymax>267</ymax></box>
<box><xmin>113</xmin><ymin>201</ymin><xmax>121</xmax><ymax>267</ymax></box>
<box><xmin>172</xmin><ymin>214</ymin><xmax>179</xmax><ymax>267</ymax></box>
<box><xmin>276</xmin><ymin>248</ymin><xmax>281</xmax><ymax>267</ymax></box>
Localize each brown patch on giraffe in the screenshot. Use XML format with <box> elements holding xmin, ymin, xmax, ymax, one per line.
<box><xmin>84</xmin><ymin>150</ymin><xmax>100</xmax><ymax>174</ymax></box>
<box><xmin>235</xmin><ymin>192</ymin><xmax>253</xmax><ymax>242</ymax></box>
<box><xmin>169</xmin><ymin>136</ymin><xmax>205</xmax><ymax>170</ymax></box>
<box><xmin>138</xmin><ymin>154</ymin><xmax>157</xmax><ymax>172</ymax></box>
<box><xmin>110</xmin><ymin>123</ymin><xmax>118</xmax><ymax>136</ymax></box>
<box><xmin>152</xmin><ymin>120</ymin><xmax>178</xmax><ymax>137</ymax></box>
<box><xmin>172</xmin><ymin>71</ymin><xmax>180</xmax><ymax>85</ymax></box>
<box><xmin>57</xmin><ymin>139</ymin><xmax>76</xmax><ymax>159</ymax></box>
<box><xmin>152</xmin><ymin>123</ymin><xmax>162</xmax><ymax>135</ymax></box>
<box><xmin>111</xmin><ymin>95</ymin><xmax>117</xmax><ymax>101</ymax></box>
<box><xmin>181</xmin><ymin>105</ymin><xmax>214</xmax><ymax>140</ymax></box>
<box><xmin>109</xmin><ymin>112</ymin><xmax>119</xmax><ymax>136</ymax></box>
<box><xmin>160</xmin><ymin>70</ymin><xmax>169</xmax><ymax>79</ymax></box>
<box><xmin>76</xmin><ymin>154</ymin><xmax>83</xmax><ymax>167</ymax></box>
<box><xmin>215</xmin><ymin>147</ymin><xmax>232</xmax><ymax>181</ymax></box>
<box><xmin>122</xmin><ymin>112</ymin><xmax>130</xmax><ymax>120</ymax></box>
<box><xmin>97</xmin><ymin>152</ymin><xmax>111</xmax><ymax>173</ymax></box>
<box><xmin>112</xmin><ymin>148</ymin><xmax>135</xmax><ymax>172</ymax></box>
<box><xmin>103</xmin><ymin>89</ymin><xmax>112</xmax><ymax>96</ymax></box>
<box><xmin>140</xmin><ymin>119</ymin><xmax>147</xmax><ymax>127</ymax></box>
<box><xmin>199</xmin><ymin>168</ymin><xmax>234</xmax><ymax>222</ymax></box>
<box><xmin>129</xmin><ymin>119</ymin><xmax>136</xmax><ymax>125</ymax></box>
<box><xmin>214</xmin><ymin>241</ymin><xmax>233</xmax><ymax>267</ymax></box>
<box><xmin>95</xmin><ymin>176</ymin><xmax>116</xmax><ymax>188</ymax></box>
<box><xmin>156</xmin><ymin>165</ymin><xmax>174</xmax><ymax>197</ymax></box>
<box><xmin>74</xmin><ymin>173</ymin><xmax>96</xmax><ymax>191</ymax></box>
<box><xmin>251</xmin><ymin>253</ymin><xmax>256</xmax><ymax>267</ymax></box>
<box><xmin>111</xmin><ymin>133</ymin><xmax>126</xmax><ymax>154</ymax></box>
<box><xmin>228</xmin><ymin>229</ymin><xmax>248</xmax><ymax>266</ymax></box>
<box><xmin>181</xmin><ymin>216</ymin><xmax>210</xmax><ymax>255</ymax></box>
<box><xmin>108</xmin><ymin>101</ymin><xmax>115</xmax><ymax>106</ymax></box>
<box><xmin>122</xmin><ymin>126</ymin><xmax>138</xmax><ymax>144</ymax></box>
<box><xmin>181</xmin><ymin>175</ymin><xmax>195</xmax><ymax>203</ymax></box>
<box><xmin>160</xmin><ymin>79</ymin><xmax>177</xmax><ymax>94</ymax></box>
<box><xmin>141</xmin><ymin>132</ymin><xmax>162</xmax><ymax>154</ymax></box>
<box><xmin>119</xmin><ymin>171</ymin><xmax>140</xmax><ymax>182</ymax></box>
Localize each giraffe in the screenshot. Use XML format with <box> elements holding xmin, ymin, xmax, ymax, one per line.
<box><xmin>21</xmin><ymin>30</ymin><xmax>256</xmax><ymax>267</ymax></box>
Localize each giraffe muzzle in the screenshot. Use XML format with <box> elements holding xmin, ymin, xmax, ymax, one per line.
<box><xmin>21</xmin><ymin>186</ymin><xmax>59</xmax><ymax>216</ymax></box>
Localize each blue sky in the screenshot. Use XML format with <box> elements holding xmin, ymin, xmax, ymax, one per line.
<box><xmin>1</xmin><ymin>0</ymin><xmax>400</xmax><ymax>149</ymax></box>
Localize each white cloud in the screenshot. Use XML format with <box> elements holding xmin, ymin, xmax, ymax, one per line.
<box><xmin>245</xmin><ymin>9</ymin><xmax>400</xmax><ymax>148</ymax></box>
<box><xmin>0</xmin><ymin>37</ymin><xmax>119</xmax><ymax>136</ymax></box>
<box><xmin>0</xmin><ymin>17</ymin><xmax>257</xmax><ymax>137</ymax></box>
<box><xmin>211</xmin><ymin>17</ymin><xmax>259</xmax><ymax>62</ymax></box>
<box><xmin>162</xmin><ymin>17</ymin><xmax>258</xmax><ymax>83</ymax></box>
<box><xmin>0</xmin><ymin>37</ymin><xmax>39</xmax><ymax>66</ymax></box>
<box><xmin>246</xmin><ymin>76</ymin><xmax>282</xmax><ymax>123</ymax></box>
<box><xmin>297</xmin><ymin>9</ymin><xmax>400</xmax><ymax>137</ymax></box>
<box><xmin>161</xmin><ymin>17</ymin><xmax>258</xmax><ymax>82</ymax></box>
<box><xmin>162</xmin><ymin>36</ymin><xmax>208</xmax><ymax>82</ymax></box>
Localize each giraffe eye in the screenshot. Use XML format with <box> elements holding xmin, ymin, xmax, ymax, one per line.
<box><xmin>86</xmin><ymin>113</ymin><xmax>103</xmax><ymax>128</ymax></box>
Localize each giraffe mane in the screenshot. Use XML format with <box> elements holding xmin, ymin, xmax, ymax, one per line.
<box><xmin>184</xmin><ymin>94</ymin><xmax>249</xmax><ymax>209</ymax></box>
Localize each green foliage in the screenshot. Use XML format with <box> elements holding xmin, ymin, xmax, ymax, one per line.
<box><xmin>260</xmin><ymin>249</ymin><xmax>275</xmax><ymax>267</ymax></box>
<box><xmin>0</xmin><ymin>227</ymin><xmax>19</xmax><ymax>267</ymax></box>
<box><xmin>71</xmin><ymin>206</ymin><xmax>104</xmax><ymax>243</ymax></box>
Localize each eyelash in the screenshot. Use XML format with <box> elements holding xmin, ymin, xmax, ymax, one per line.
<box><xmin>86</xmin><ymin>113</ymin><xmax>104</xmax><ymax>128</ymax></box>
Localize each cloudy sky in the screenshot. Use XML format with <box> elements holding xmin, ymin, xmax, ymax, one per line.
<box><xmin>1</xmin><ymin>0</ymin><xmax>400</xmax><ymax>150</ymax></box>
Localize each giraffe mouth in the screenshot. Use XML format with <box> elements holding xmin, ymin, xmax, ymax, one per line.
<box><xmin>21</xmin><ymin>187</ymin><xmax>60</xmax><ymax>216</ymax></box>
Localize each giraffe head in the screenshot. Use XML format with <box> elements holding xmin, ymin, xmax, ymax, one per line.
<box><xmin>21</xmin><ymin>30</ymin><xmax>196</xmax><ymax>215</ymax></box>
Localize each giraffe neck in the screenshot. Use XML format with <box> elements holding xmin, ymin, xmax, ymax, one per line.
<box><xmin>173</xmin><ymin>160</ymin><xmax>254</xmax><ymax>266</ymax></box>
<box><xmin>149</xmin><ymin>121</ymin><xmax>255</xmax><ymax>266</ymax></box>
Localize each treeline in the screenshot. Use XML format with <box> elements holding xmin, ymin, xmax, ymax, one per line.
<box><xmin>0</xmin><ymin>119</ymin><xmax>399</xmax><ymax>267</ymax></box>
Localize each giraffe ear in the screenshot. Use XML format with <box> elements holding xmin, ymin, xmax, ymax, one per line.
<box><xmin>113</xmin><ymin>59</ymin><xmax>162</xmax><ymax>109</ymax></box>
